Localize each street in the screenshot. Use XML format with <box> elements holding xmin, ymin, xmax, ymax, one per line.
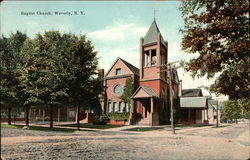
<box><xmin>1</xmin><ymin>122</ymin><xmax>249</xmax><ymax>160</ymax></box>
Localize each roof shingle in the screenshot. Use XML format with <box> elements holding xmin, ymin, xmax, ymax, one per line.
<box><xmin>143</xmin><ymin>20</ymin><xmax>166</xmax><ymax>45</ymax></box>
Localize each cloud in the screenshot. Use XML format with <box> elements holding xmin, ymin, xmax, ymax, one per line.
<box><xmin>85</xmin><ymin>21</ymin><xmax>147</xmax><ymax>72</ymax></box>
<box><xmin>87</xmin><ymin>23</ymin><xmax>134</xmax><ymax>41</ymax></box>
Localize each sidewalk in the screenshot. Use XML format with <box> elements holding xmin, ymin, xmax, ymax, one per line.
<box><xmin>4</xmin><ymin>121</ymin><xmax>229</xmax><ymax>133</ymax></box>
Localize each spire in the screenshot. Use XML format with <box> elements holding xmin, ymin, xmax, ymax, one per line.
<box><xmin>143</xmin><ymin>20</ymin><xmax>165</xmax><ymax>45</ymax></box>
<box><xmin>154</xmin><ymin>9</ymin><xmax>157</xmax><ymax>21</ymax></box>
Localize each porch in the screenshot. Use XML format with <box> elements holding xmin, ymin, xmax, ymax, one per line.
<box><xmin>129</xmin><ymin>86</ymin><xmax>159</xmax><ymax>126</ymax></box>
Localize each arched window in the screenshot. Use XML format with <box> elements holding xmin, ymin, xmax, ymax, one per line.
<box><xmin>161</xmin><ymin>89</ymin><xmax>165</xmax><ymax>97</ymax></box>
<box><xmin>172</xmin><ymin>89</ymin><xmax>175</xmax><ymax>97</ymax></box>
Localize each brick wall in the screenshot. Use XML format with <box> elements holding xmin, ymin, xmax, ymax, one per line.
<box><xmin>106</xmin><ymin>59</ymin><xmax>133</xmax><ymax>77</ymax></box>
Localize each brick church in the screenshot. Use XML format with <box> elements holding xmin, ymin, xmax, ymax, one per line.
<box><xmin>101</xmin><ymin>20</ymin><xmax>180</xmax><ymax>126</ymax></box>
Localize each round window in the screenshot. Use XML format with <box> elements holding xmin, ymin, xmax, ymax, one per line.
<box><xmin>114</xmin><ymin>85</ymin><xmax>123</xmax><ymax>96</ymax></box>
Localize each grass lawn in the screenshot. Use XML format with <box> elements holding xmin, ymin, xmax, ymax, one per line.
<box><xmin>58</xmin><ymin>123</ymin><xmax>124</xmax><ymax>129</ymax></box>
<box><xmin>1</xmin><ymin>124</ymin><xmax>24</xmax><ymax>129</ymax></box>
<box><xmin>211</xmin><ymin>125</ymin><xmax>230</xmax><ymax>128</ymax></box>
<box><xmin>123</xmin><ymin>127</ymin><xmax>165</xmax><ymax>132</ymax></box>
<box><xmin>174</xmin><ymin>124</ymin><xmax>213</xmax><ymax>128</ymax></box>
<box><xmin>1</xmin><ymin>124</ymin><xmax>76</xmax><ymax>132</ymax></box>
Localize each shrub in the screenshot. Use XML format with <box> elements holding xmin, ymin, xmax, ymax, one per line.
<box><xmin>133</xmin><ymin>113</ymin><xmax>142</xmax><ymax>120</ymax></box>
<box><xmin>92</xmin><ymin>114</ymin><xmax>109</xmax><ymax>125</ymax></box>
<box><xmin>107</xmin><ymin>112</ymin><xmax>129</xmax><ymax>121</ymax></box>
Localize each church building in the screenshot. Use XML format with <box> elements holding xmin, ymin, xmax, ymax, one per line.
<box><xmin>102</xmin><ymin>20</ymin><xmax>180</xmax><ymax>126</ymax></box>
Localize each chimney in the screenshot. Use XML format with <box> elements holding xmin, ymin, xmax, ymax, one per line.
<box><xmin>98</xmin><ymin>69</ymin><xmax>104</xmax><ymax>79</ymax></box>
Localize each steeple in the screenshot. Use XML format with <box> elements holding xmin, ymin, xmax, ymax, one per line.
<box><xmin>139</xmin><ymin>20</ymin><xmax>168</xmax><ymax>82</ymax></box>
<box><xmin>143</xmin><ymin>20</ymin><xmax>166</xmax><ymax>46</ymax></box>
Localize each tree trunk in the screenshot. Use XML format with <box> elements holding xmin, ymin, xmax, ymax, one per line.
<box><xmin>77</xmin><ymin>105</ymin><xmax>80</xmax><ymax>131</ymax></box>
<box><xmin>50</xmin><ymin>104</ymin><xmax>53</xmax><ymax>128</ymax></box>
<box><xmin>43</xmin><ymin>107</ymin><xmax>45</xmax><ymax>122</ymax></box>
<box><xmin>58</xmin><ymin>108</ymin><xmax>60</xmax><ymax>122</ymax></box>
<box><xmin>8</xmin><ymin>107</ymin><xmax>11</xmax><ymax>125</ymax></box>
<box><xmin>25</xmin><ymin>106</ymin><xmax>29</xmax><ymax>126</ymax></box>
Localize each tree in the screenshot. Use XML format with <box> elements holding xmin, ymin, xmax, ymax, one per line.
<box><xmin>19</xmin><ymin>31</ymin><xmax>72</xmax><ymax>128</ymax></box>
<box><xmin>66</xmin><ymin>35</ymin><xmax>102</xmax><ymax>130</ymax></box>
<box><xmin>237</xmin><ymin>99</ymin><xmax>250</xmax><ymax>119</ymax></box>
<box><xmin>179</xmin><ymin>0</ymin><xmax>249</xmax><ymax>99</ymax></box>
<box><xmin>121</xmin><ymin>77</ymin><xmax>134</xmax><ymax>113</ymax></box>
<box><xmin>19</xmin><ymin>31</ymin><xmax>102</xmax><ymax>129</ymax></box>
<box><xmin>221</xmin><ymin>100</ymin><xmax>241</xmax><ymax>122</ymax></box>
<box><xmin>0</xmin><ymin>31</ymin><xmax>27</xmax><ymax>125</ymax></box>
<box><xmin>121</xmin><ymin>77</ymin><xmax>134</xmax><ymax>103</ymax></box>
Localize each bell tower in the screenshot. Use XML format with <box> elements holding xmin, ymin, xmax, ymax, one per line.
<box><xmin>139</xmin><ymin>20</ymin><xmax>168</xmax><ymax>97</ymax></box>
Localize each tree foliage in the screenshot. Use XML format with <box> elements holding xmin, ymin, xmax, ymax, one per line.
<box><xmin>0</xmin><ymin>31</ymin><xmax>27</xmax><ymax>124</ymax></box>
<box><xmin>19</xmin><ymin>31</ymin><xmax>71</xmax><ymax>106</ymax></box>
<box><xmin>237</xmin><ymin>99</ymin><xmax>250</xmax><ymax>119</ymax></box>
<box><xmin>121</xmin><ymin>77</ymin><xmax>134</xmax><ymax>103</ymax></box>
<box><xmin>179</xmin><ymin>0</ymin><xmax>249</xmax><ymax>99</ymax></box>
<box><xmin>0</xmin><ymin>31</ymin><xmax>27</xmax><ymax>107</ymax></box>
<box><xmin>19</xmin><ymin>31</ymin><xmax>102</xmax><ymax>128</ymax></box>
<box><xmin>221</xmin><ymin>100</ymin><xmax>241</xmax><ymax>121</ymax></box>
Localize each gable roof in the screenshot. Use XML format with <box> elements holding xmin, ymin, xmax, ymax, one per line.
<box><xmin>181</xmin><ymin>89</ymin><xmax>203</xmax><ymax>97</ymax></box>
<box><xmin>119</xmin><ymin>58</ymin><xmax>139</xmax><ymax>76</ymax></box>
<box><xmin>104</xmin><ymin>57</ymin><xmax>139</xmax><ymax>78</ymax></box>
<box><xmin>143</xmin><ymin>20</ymin><xmax>166</xmax><ymax>45</ymax></box>
<box><xmin>131</xmin><ymin>85</ymin><xmax>158</xmax><ymax>99</ymax></box>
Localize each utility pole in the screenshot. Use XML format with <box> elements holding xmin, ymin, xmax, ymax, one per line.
<box><xmin>168</xmin><ymin>65</ymin><xmax>175</xmax><ymax>134</ymax></box>
<box><xmin>216</xmin><ymin>96</ymin><xmax>219</xmax><ymax>128</ymax></box>
<box><xmin>159</xmin><ymin>61</ymin><xmax>179</xmax><ymax>134</ymax></box>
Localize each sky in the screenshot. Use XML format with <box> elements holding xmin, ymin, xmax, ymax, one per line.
<box><xmin>0</xmin><ymin>1</ymin><xmax>222</xmax><ymax>96</ymax></box>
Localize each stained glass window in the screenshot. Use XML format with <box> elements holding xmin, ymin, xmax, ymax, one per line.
<box><xmin>114</xmin><ymin>85</ymin><xmax>123</xmax><ymax>96</ymax></box>
<box><xmin>113</xmin><ymin>102</ymin><xmax>118</xmax><ymax>112</ymax></box>
<box><xmin>108</xmin><ymin>103</ymin><xmax>112</xmax><ymax>113</ymax></box>
<box><xmin>119</xmin><ymin>102</ymin><xmax>123</xmax><ymax>112</ymax></box>
<box><xmin>125</xmin><ymin>102</ymin><xmax>130</xmax><ymax>112</ymax></box>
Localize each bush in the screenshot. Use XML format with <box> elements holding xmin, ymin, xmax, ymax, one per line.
<box><xmin>133</xmin><ymin>113</ymin><xmax>142</xmax><ymax>120</ymax></box>
<box><xmin>92</xmin><ymin>114</ymin><xmax>109</xmax><ymax>125</ymax></box>
<box><xmin>107</xmin><ymin>112</ymin><xmax>129</xmax><ymax>121</ymax></box>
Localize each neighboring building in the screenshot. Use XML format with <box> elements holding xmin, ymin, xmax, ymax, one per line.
<box><xmin>207</xmin><ymin>99</ymin><xmax>221</xmax><ymax>124</ymax></box>
<box><xmin>179</xmin><ymin>89</ymin><xmax>208</xmax><ymax>124</ymax></box>
<box><xmin>102</xmin><ymin>20</ymin><xmax>180</xmax><ymax>126</ymax></box>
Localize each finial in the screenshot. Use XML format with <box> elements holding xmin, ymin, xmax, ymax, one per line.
<box><xmin>154</xmin><ymin>9</ymin><xmax>157</xmax><ymax>21</ymax></box>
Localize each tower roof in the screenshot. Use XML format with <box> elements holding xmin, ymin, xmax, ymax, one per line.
<box><xmin>143</xmin><ymin>20</ymin><xmax>166</xmax><ymax>45</ymax></box>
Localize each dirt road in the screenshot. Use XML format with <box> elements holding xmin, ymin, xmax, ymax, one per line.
<box><xmin>1</xmin><ymin>122</ymin><xmax>249</xmax><ymax>160</ymax></box>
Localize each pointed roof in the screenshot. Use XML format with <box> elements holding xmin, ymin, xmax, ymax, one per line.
<box><xmin>131</xmin><ymin>85</ymin><xmax>158</xmax><ymax>99</ymax></box>
<box><xmin>143</xmin><ymin>20</ymin><xmax>166</xmax><ymax>45</ymax></box>
<box><xmin>104</xmin><ymin>57</ymin><xmax>139</xmax><ymax>78</ymax></box>
<box><xmin>119</xmin><ymin>58</ymin><xmax>139</xmax><ymax>76</ymax></box>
